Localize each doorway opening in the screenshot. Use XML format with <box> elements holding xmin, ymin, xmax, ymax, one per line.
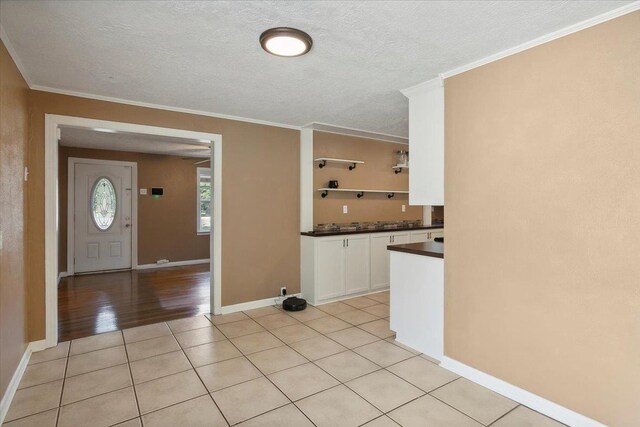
<box><xmin>44</xmin><ymin>115</ymin><xmax>222</xmax><ymax>345</ymax></box>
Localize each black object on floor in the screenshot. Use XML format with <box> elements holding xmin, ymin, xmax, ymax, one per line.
<box><xmin>283</xmin><ymin>296</ymin><xmax>307</xmax><ymax>311</ymax></box>
<box><xmin>434</xmin><ymin>237</ymin><xmax>444</xmax><ymax>243</ymax></box>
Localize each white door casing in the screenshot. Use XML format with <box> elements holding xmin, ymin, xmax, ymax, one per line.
<box><xmin>73</xmin><ymin>161</ymin><xmax>133</xmax><ymax>273</ymax></box>
<box><xmin>46</xmin><ymin>115</ymin><xmax>221</xmax><ymax>348</ymax></box>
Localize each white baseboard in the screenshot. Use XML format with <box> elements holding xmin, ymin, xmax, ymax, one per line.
<box><xmin>314</xmin><ymin>288</ymin><xmax>389</xmax><ymax>307</ymax></box>
<box><xmin>439</xmin><ymin>357</ymin><xmax>606</xmax><ymax>427</ymax></box>
<box><xmin>220</xmin><ymin>293</ymin><xmax>302</xmax><ymax>315</ymax></box>
<box><xmin>0</xmin><ymin>340</ymin><xmax>47</xmax><ymax>424</ymax></box>
<box><xmin>135</xmin><ymin>258</ymin><xmax>210</xmax><ymax>270</ymax></box>
<box><xmin>57</xmin><ymin>271</ymin><xmax>69</xmax><ymax>283</ymax></box>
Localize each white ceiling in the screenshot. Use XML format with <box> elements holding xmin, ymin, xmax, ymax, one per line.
<box><xmin>60</xmin><ymin>126</ymin><xmax>211</xmax><ymax>158</ymax></box>
<box><xmin>1</xmin><ymin>1</ymin><xmax>632</xmax><ymax>137</ymax></box>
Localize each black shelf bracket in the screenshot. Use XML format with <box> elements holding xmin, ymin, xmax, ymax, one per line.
<box><xmin>321</xmin><ymin>190</ymin><xmax>328</xmax><ymax>198</ymax></box>
<box><xmin>318</xmin><ymin>160</ymin><xmax>327</xmax><ymax>168</ymax></box>
<box><xmin>356</xmin><ymin>192</ymin><xmax>364</xmax><ymax>198</ymax></box>
<box><xmin>387</xmin><ymin>192</ymin><xmax>395</xmax><ymax>199</ymax></box>
<box><xmin>394</xmin><ymin>167</ymin><xmax>402</xmax><ymax>174</ymax></box>
<box><xmin>349</xmin><ymin>163</ymin><xmax>357</xmax><ymax>171</ymax></box>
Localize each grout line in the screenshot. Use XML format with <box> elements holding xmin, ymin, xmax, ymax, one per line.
<box><xmin>427</xmin><ymin>380</ymin><xmax>496</xmax><ymax>426</ymax></box>
<box><xmin>54</xmin><ymin>341</ymin><xmax>70</xmax><ymax>427</ymax></box>
<box><xmin>121</xmin><ymin>330</ymin><xmax>143</xmax><ymax>422</ymax></box>
<box><xmin>170</xmin><ymin>319</ymin><xmax>232</xmax><ymax>427</ymax></box>
<box><xmin>487</xmin><ymin>404</ymin><xmax>521</xmax><ymax>426</ymax></box>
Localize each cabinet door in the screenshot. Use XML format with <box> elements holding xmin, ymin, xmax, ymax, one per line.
<box><xmin>316</xmin><ymin>238</ymin><xmax>346</xmax><ymax>300</ymax></box>
<box><xmin>370</xmin><ymin>233</ymin><xmax>393</xmax><ymax>290</ymax></box>
<box><xmin>392</xmin><ymin>232</ymin><xmax>410</xmax><ymax>245</ymax></box>
<box><xmin>431</xmin><ymin>229</ymin><xmax>444</xmax><ymax>239</ymax></box>
<box><xmin>345</xmin><ymin>235</ymin><xmax>371</xmax><ymax>295</ymax></box>
<box><xmin>410</xmin><ymin>231</ymin><xmax>428</xmax><ymax>243</ymax></box>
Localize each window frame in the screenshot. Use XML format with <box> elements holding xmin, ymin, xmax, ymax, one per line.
<box><xmin>197</xmin><ymin>167</ymin><xmax>212</xmax><ymax>234</ymax></box>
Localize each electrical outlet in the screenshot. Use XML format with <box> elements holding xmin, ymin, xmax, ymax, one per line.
<box><xmin>140</xmin><ymin>188</ymin><xmax>148</xmax><ymax>195</ymax></box>
<box><xmin>402</xmin><ymin>204</ymin><xmax>406</xmax><ymax>212</ymax></box>
<box><xmin>280</xmin><ymin>287</ymin><xmax>287</xmax><ymax>296</ymax></box>
<box><xmin>343</xmin><ymin>205</ymin><xmax>348</xmax><ymax>214</ymax></box>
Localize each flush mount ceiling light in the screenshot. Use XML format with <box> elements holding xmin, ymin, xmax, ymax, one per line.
<box><xmin>260</xmin><ymin>27</ymin><xmax>312</xmax><ymax>57</ymax></box>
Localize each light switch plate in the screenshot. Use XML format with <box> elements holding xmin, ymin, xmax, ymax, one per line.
<box><xmin>140</xmin><ymin>188</ymin><xmax>147</xmax><ymax>195</ymax></box>
<box><xmin>402</xmin><ymin>204</ymin><xmax>406</xmax><ymax>212</ymax></box>
<box><xmin>343</xmin><ymin>205</ymin><xmax>348</xmax><ymax>214</ymax></box>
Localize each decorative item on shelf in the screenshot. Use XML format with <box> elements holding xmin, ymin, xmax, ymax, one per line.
<box><xmin>328</xmin><ymin>180</ymin><xmax>339</xmax><ymax>189</ymax></box>
<box><xmin>393</xmin><ymin>150</ymin><xmax>409</xmax><ymax>174</ymax></box>
<box><xmin>397</xmin><ymin>150</ymin><xmax>409</xmax><ymax>167</ymax></box>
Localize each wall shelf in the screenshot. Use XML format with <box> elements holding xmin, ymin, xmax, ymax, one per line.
<box><xmin>392</xmin><ymin>165</ymin><xmax>409</xmax><ymax>174</ymax></box>
<box><xmin>318</xmin><ymin>188</ymin><xmax>408</xmax><ymax>199</ymax></box>
<box><xmin>315</xmin><ymin>157</ymin><xmax>364</xmax><ymax>170</ymax></box>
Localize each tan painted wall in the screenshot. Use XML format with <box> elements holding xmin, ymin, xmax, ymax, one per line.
<box><xmin>28</xmin><ymin>91</ymin><xmax>300</xmax><ymax>339</ymax></box>
<box><xmin>444</xmin><ymin>12</ymin><xmax>640</xmax><ymax>427</ymax></box>
<box><xmin>313</xmin><ymin>131</ymin><xmax>422</xmax><ymax>225</ymax></box>
<box><xmin>58</xmin><ymin>147</ymin><xmax>210</xmax><ymax>270</ymax></box>
<box><xmin>0</xmin><ymin>42</ymin><xmax>29</xmax><ymax>399</ymax></box>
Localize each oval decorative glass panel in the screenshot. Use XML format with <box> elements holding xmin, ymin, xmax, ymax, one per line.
<box><xmin>91</xmin><ymin>177</ymin><xmax>117</xmax><ymax>231</ymax></box>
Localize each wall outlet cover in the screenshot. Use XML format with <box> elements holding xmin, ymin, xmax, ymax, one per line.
<box><xmin>140</xmin><ymin>188</ymin><xmax>148</xmax><ymax>195</ymax></box>
<box><xmin>402</xmin><ymin>204</ymin><xmax>406</xmax><ymax>212</ymax></box>
<box><xmin>343</xmin><ymin>205</ymin><xmax>348</xmax><ymax>214</ymax></box>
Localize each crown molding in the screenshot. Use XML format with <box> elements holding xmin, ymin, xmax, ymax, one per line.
<box><xmin>400</xmin><ymin>76</ymin><xmax>443</xmax><ymax>98</ymax></box>
<box><xmin>303</xmin><ymin>122</ymin><xmax>408</xmax><ymax>145</ymax></box>
<box><xmin>403</xmin><ymin>1</ymin><xmax>640</xmax><ymax>91</ymax></box>
<box><xmin>0</xmin><ymin>24</ymin><xmax>34</xmax><ymax>87</ymax></box>
<box><xmin>30</xmin><ymin>85</ymin><xmax>302</xmax><ymax>131</ymax></box>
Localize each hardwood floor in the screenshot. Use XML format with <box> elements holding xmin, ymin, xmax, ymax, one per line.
<box><xmin>58</xmin><ymin>264</ymin><xmax>210</xmax><ymax>342</ymax></box>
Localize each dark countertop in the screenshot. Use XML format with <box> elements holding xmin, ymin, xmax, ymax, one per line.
<box><xmin>387</xmin><ymin>241</ymin><xmax>444</xmax><ymax>258</ymax></box>
<box><xmin>301</xmin><ymin>224</ymin><xmax>444</xmax><ymax>237</ymax></box>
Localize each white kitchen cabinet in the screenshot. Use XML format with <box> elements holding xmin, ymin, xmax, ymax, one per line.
<box><xmin>301</xmin><ymin>234</ymin><xmax>370</xmax><ymax>305</ymax></box>
<box><xmin>430</xmin><ymin>228</ymin><xmax>444</xmax><ymax>240</ymax></box>
<box><xmin>345</xmin><ymin>235</ymin><xmax>371</xmax><ymax>295</ymax></box>
<box><xmin>315</xmin><ymin>237</ymin><xmax>347</xmax><ymax>300</ymax></box>
<box><xmin>401</xmin><ymin>78</ymin><xmax>444</xmax><ymax>206</ymax></box>
<box><xmin>370</xmin><ymin>231</ymin><xmax>410</xmax><ymax>291</ymax></box>
<box><xmin>410</xmin><ymin>230</ymin><xmax>429</xmax><ymax>243</ymax></box>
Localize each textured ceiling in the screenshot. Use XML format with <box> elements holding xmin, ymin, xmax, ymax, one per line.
<box><xmin>0</xmin><ymin>1</ymin><xmax>631</xmax><ymax>137</ymax></box>
<box><xmin>60</xmin><ymin>126</ymin><xmax>210</xmax><ymax>158</ymax></box>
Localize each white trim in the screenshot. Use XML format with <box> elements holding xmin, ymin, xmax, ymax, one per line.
<box><xmin>44</xmin><ymin>114</ymin><xmax>224</xmax><ymax>346</ymax></box>
<box><xmin>0</xmin><ymin>346</ymin><xmax>30</xmax><ymax>424</ymax></box>
<box><xmin>0</xmin><ymin>24</ymin><xmax>34</xmax><ymax>87</ymax></box>
<box><xmin>67</xmin><ymin>157</ymin><xmax>138</xmax><ymax>274</ymax></box>
<box><xmin>300</xmin><ymin>129</ymin><xmax>314</xmax><ymax>232</ymax></box>
<box><xmin>0</xmin><ymin>340</ymin><xmax>45</xmax><ymax>424</ymax></box>
<box><xmin>219</xmin><ymin>293</ymin><xmax>302</xmax><ymax>315</ymax></box>
<box><xmin>211</xmin><ymin>134</ymin><xmax>222</xmax><ymax>315</ymax></box>
<box><xmin>400</xmin><ymin>76</ymin><xmax>444</xmax><ymax>98</ymax></box>
<box><xmin>57</xmin><ymin>271</ymin><xmax>69</xmax><ymax>283</ymax></box>
<box><xmin>32</xmin><ymin>85</ymin><xmax>301</xmax><ymax>131</ymax></box>
<box><xmin>432</xmin><ymin>2</ymin><xmax>640</xmax><ymax>83</ymax></box>
<box><xmin>439</xmin><ymin>357</ymin><xmax>607</xmax><ymax>427</ymax></box>
<box><xmin>135</xmin><ymin>258</ymin><xmax>210</xmax><ymax>270</ymax></box>
<box><xmin>303</xmin><ymin>122</ymin><xmax>408</xmax><ymax>145</ymax></box>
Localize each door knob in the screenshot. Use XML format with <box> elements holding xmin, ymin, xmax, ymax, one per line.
<box><xmin>125</xmin><ymin>224</ymin><xmax>131</xmax><ymax>228</ymax></box>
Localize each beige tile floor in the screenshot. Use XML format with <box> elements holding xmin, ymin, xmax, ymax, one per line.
<box><xmin>3</xmin><ymin>292</ymin><xmax>565</xmax><ymax>427</ymax></box>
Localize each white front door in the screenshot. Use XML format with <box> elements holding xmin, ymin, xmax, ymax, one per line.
<box><xmin>74</xmin><ymin>162</ymin><xmax>133</xmax><ymax>273</ymax></box>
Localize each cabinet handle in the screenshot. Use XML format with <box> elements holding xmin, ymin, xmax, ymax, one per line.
<box><xmin>343</xmin><ymin>239</ymin><xmax>345</xmax><ymax>247</ymax></box>
<box><xmin>346</xmin><ymin>239</ymin><xmax>349</xmax><ymax>247</ymax></box>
